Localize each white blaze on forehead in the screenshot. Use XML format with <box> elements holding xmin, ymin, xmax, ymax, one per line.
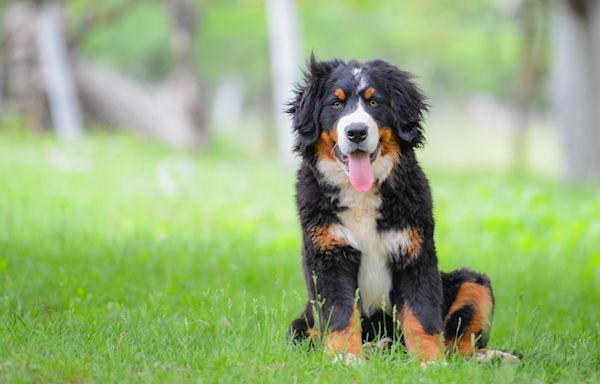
<box><xmin>336</xmin><ymin>102</ymin><xmax>379</xmax><ymax>155</ymax></box>
<box><xmin>358</xmin><ymin>78</ymin><xmax>368</xmax><ymax>90</ymax></box>
<box><xmin>352</xmin><ymin>67</ymin><xmax>368</xmax><ymax>90</ymax></box>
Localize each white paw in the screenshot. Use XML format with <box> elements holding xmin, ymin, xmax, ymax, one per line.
<box><xmin>476</xmin><ymin>349</ymin><xmax>521</xmax><ymax>364</ymax></box>
<box><xmin>420</xmin><ymin>360</ymin><xmax>448</xmax><ymax>369</ymax></box>
<box><xmin>332</xmin><ymin>353</ymin><xmax>364</xmax><ymax>365</ymax></box>
<box><xmin>362</xmin><ymin>337</ymin><xmax>393</xmax><ymax>351</ymax></box>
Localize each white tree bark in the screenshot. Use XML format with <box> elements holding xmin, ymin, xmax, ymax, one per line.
<box><xmin>266</xmin><ymin>0</ymin><xmax>301</xmax><ymax>168</ymax></box>
<box><xmin>211</xmin><ymin>75</ymin><xmax>244</xmax><ymax>132</ymax></box>
<box><xmin>37</xmin><ymin>3</ymin><xmax>83</xmax><ymax>142</ymax></box>
<box><xmin>1</xmin><ymin>1</ymin><xmax>45</xmax><ymax>131</ymax></box>
<box><xmin>550</xmin><ymin>0</ymin><xmax>600</xmax><ymax>182</ymax></box>
<box><xmin>1</xmin><ymin>0</ymin><xmax>205</xmax><ymax>149</ymax></box>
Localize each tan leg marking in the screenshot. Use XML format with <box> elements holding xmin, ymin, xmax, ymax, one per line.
<box><xmin>305</xmin><ymin>327</ymin><xmax>320</xmax><ymax>344</ymax></box>
<box><xmin>325</xmin><ymin>308</ymin><xmax>363</xmax><ymax>357</ymax></box>
<box><xmin>399</xmin><ymin>305</ymin><xmax>444</xmax><ymax>361</ymax></box>
<box><xmin>444</xmin><ymin>282</ymin><xmax>493</xmax><ymax>355</ymax></box>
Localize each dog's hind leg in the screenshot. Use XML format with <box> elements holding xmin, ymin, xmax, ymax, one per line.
<box><xmin>441</xmin><ymin>269</ymin><xmax>494</xmax><ymax>356</ymax></box>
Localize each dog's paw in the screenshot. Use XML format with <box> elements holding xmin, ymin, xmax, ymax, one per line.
<box><xmin>419</xmin><ymin>360</ymin><xmax>448</xmax><ymax>369</ymax></box>
<box><xmin>331</xmin><ymin>353</ymin><xmax>364</xmax><ymax>365</ymax></box>
<box><xmin>476</xmin><ymin>349</ymin><xmax>521</xmax><ymax>364</ymax></box>
<box><xmin>362</xmin><ymin>337</ymin><xmax>393</xmax><ymax>352</ymax></box>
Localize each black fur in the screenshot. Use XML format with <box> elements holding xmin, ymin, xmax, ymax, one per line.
<box><xmin>287</xmin><ymin>57</ymin><xmax>495</xmax><ymax>357</ymax></box>
<box><xmin>287</xmin><ymin>56</ymin><xmax>345</xmax><ymax>152</ymax></box>
<box><xmin>362</xmin><ymin>269</ymin><xmax>495</xmax><ymax>345</ymax></box>
<box><xmin>287</xmin><ymin>55</ymin><xmax>426</xmax><ymax>157</ymax></box>
<box><xmin>441</xmin><ymin>268</ymin><xmax>495</xmax><ymax>348</ymax></box>
<box><xmin>366</xmin><ymin>59</ymin><xmax>427</xmax><ymax>146</ymax></box>
<box><xmin>441</xmin><ymin>268</ymin><xmax>494</xmax><ymax>318</ymax></box>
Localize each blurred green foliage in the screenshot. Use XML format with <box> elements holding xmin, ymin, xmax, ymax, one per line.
<box><xmin>300</xmin><ymin>0</ymin><xmax>520</xmax><ymax>96</ymax></box>
<box><xmin>68</xmin><ymin>0</ymin><xmax>521</xmax><ymax>98</ymax></box>
<box><xmin>69</xmin><ymin>1</ymin><xmax>173</xmax><ymax>80</ymax></box>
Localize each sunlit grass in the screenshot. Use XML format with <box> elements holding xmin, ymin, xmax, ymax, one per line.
<box><xmin>0</xmin><ymin>132</ymin><xmax>598</xmax><ymax>383</ymax></box>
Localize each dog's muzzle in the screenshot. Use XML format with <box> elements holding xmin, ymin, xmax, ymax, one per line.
<box><xmin>336</xmin><ymin>103</ymin><xmax>380</xmax><ymax>157</ymax></box>
<box><xmin>346</xmin><ymin>123</ymin><xmax>368</xmax><ymax>144</ymax></box>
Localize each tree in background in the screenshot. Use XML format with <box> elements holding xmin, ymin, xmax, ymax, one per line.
<box><xmin>510</xmin><ymin>0</ymin><xmax>546</xmax><ymax>172</ymax></box>
<box><xmin>265</xmin><ymin>0</ymin><xmax>301</xmax><ymax>168</ymax></box>
<box><xmin>1</xmin><ymin>1</ymin><xmax>46</xmax><ymax>132</ymax></box>
<box><xmin>1</xmin><ymin>0</ymin><xmax>599</xmax><ymax>180</ymax></box>
<box><xmin>0</xmin><ymin>0</ymin><xmax>206</xmax><ymax>149</ymax></box>
<box><xmin>551</xmin><ymin>0</ymin><xmax>600</xmax><ymax>182</ymax></box>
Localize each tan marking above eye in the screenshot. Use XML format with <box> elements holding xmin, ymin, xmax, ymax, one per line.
<box><xmin>335</xmin><ymin>88</ymin><xmax>346</xmax><ymax>101</ymax></box>
<box><xmin>364</xmin><ymin>87</ymin><xmax>376</xmax><ymax>100</ymax></box>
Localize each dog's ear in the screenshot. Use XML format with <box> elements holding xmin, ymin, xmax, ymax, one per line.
<box><xmin>371</xmin><ymin>60</ymin><xmax>427</xmax><ymax>147</ymax></box>
<box><xmin>287</xmin><ymin>55</ymin><xmax>342</xmax><ymax>153</ymax></box>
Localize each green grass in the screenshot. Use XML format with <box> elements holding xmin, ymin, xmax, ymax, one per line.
<box><xmin>1</xmin><ymin>132</ymin><xmax>599</xmax><ymax>383</ymax></box>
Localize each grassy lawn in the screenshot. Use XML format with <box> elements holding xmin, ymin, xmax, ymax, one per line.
<box><xmin>1</xmin><ymin>132</ymin><xmax>598</xmax><ymax>383</ymax></box>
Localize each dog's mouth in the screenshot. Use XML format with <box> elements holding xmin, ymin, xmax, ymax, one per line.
<box><xmin>334</xmin><ymin>142</ymin><xmax>380</xmax><ymax>193</ymax></box>
<box><xmin>334</xmin><ymin>143</ymin><xmax>379</xmax><ymax>164</ymax></box>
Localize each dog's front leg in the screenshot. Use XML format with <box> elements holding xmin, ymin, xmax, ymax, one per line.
<box><xmin>391</xmin><ymin>259</ymin><xmax>445</xmax><ymax>362</ymax></box>
<box><xmin>311</xmin><ymin>248</ymin><xmax>362</xmax><ymax>359</ymax></box>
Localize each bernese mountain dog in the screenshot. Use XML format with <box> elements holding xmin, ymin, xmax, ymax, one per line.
<box><xmin>287</xmin><ymin>56</ymin><xmax>511</xmax><ymax>364</ymax></box>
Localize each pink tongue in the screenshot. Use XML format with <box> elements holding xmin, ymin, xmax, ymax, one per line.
<box><xmin>348</xmin><ymin>152</ymin><xmax>374</xmax><ymax>192</ymax></box>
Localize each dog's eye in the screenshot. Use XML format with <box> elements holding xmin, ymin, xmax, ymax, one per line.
<box><xmin>332</xmin><ymin>100</ymin><xmax>343</xmax><ymax>109</ymax></box>
<box><xmin>369</xmin><ymin>99</ymin><xmax>380</xmax><ymax>107</ymax></box>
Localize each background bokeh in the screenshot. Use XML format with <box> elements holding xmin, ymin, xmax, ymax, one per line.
<box><xmin>3</xmin><ymin>0</ymin><xmax>595</xmax><ymax>177</ymax></box>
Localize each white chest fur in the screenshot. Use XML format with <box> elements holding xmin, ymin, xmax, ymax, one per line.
<box><xmin>329</xmin><ymin>184</ymin><xmax>412</xmax><ymax>317</ymax></box>
<box><xmin>316</xmin><ymin>155</ymin><xmax>413</xmax><ymax>317</ymax></box>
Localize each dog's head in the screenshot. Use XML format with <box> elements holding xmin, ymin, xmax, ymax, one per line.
<box><xmin>287</xmin><ymin>56</ymin><xmax>427</xmax><ymax>192</ymax></box>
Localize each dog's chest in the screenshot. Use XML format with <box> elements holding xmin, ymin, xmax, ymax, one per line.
<box><xmin>330</xmin><ymin>185</ymin><xmax>400</xmax><ymax>316</ymax></box>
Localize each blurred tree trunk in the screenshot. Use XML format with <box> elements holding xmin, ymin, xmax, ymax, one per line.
<box><xmin>1</xmin><ymin>1</ymin><xmax>45</xmax><ymax>131</ymax></box>
<box><xmin>75</xmin><ymin>59</ymin><xmax>204</xmax><ymax>148</ymax></box>
<box><xmin>37</xmin><ymin>2</ymin><xmax>83</xmax><ymax>141</ymax></box>
<box><xmin>165</xmin><ymin>0</ymin><xmax>206</xmax><ymax>147</ymax></box>
<box><xmin>0</xmin><ymin>0</ymin><xmax>206</xmax><ymax>149</ymax></box>
<box><xmin>511</xmin><ymin>0</ymin><xmax>546</xmax><ymax>172</ymax></box>
<box><xmin>551</xmin><ymin>0</ymin><xmax>600</xmax><ymax>182</ymax></box>
<box><xmin>266</xmin><ymin>0</ymin><xmax>301</xmax><ymax>168</ymax></box>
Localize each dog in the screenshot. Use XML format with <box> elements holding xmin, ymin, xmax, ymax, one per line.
<box><xmin>287</xmin><ymin>56</ymin><xmax>513</xmax><ymax>363</ymax></box>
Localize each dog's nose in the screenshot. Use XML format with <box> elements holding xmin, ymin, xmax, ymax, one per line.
<box><xmin>346</xmin><ymin>123</ymin><xmax>368</xmax><ymax>144</ymax></box>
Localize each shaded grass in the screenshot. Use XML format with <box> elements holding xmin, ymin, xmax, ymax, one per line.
<box><xmin>0</xmin><ymin>132</ymin><xmax>599</xmax><ymax>383</ymax></box>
